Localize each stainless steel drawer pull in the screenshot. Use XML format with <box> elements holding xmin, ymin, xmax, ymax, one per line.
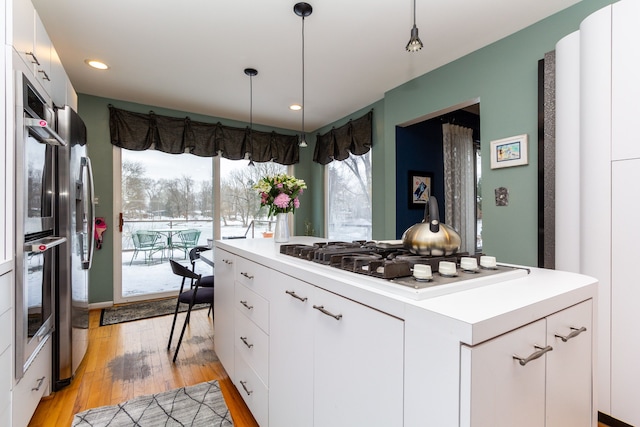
<box><xmin>38</xmin><ymin>70</ymin><xmax>51</xmax><ymax>81</ymax></box>
<box><xmin>555</xmin><ymin>326</ymin><xmax>587</xmax><ymax>342</ymax></box>
<box><xmin>223</xmin><ymin>259</ymin><xmax>233</xmax><ymax>265</ymax></box>
<box><xmin>26</xmin><ymin>52</ymin><xmax>41</xmax><ymax>66</ymax></box>
<box><xmin>240</xmin><ymin>272</ymin><xmax>254</xmax><ymax>279</ymax></box>
<box><xmin>513</xmin><ymin>345</ymin><xmax>553</xmax><ymax>366</ymax></box>
<box><xmin>313</xmin><ymin>305</ymin><xmax>342</xmax><ymax>321</ymax></box>
<box><xmin>286</xmin><ymin>290</ymin><xmax>308</xmax><ymax>302</ymax></box>
<box><xmin>32</xmin><ymin>376</ymin><xmax>45</xmax><ymax>391</ymax></box>
<box><xmin>240</xmin><ymin>300</ymin><xmax>253</xmax><ymax>310</ymax></box>
<box><xmin>239</xmin><ymin>380</ymin><xmax>253</xmax><ymax>395</ymax></box>
<box><xmin>240</xmin><ymin>336</ymin><xmax>254</xmax><ymax>348</ymax></box>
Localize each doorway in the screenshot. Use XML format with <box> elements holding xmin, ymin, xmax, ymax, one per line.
<box><xmin>114</xmin><ymin>148</ymin><xmax>214</xmax><ymax>304</ymax></box>
<box><xmin>395</xmin><ymin>101</ymin><xmax>481</xmax><ymax>251</ymax></box>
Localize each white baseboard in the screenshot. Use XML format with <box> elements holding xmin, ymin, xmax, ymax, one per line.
<box><xmin>89</xmin><ymin>301</ymin><xmax>113</xmax><ymax>310</ymax></box>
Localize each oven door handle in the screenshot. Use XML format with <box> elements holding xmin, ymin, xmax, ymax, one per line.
<box><xmin>24</xmin><ymin>117</ymin><xmax>67</xmax><ymax>146</ymax></box>
<box><xmin>24</xmin><ymin>236</ymin><xmax>67</xmax><ymax>253</ymax></box>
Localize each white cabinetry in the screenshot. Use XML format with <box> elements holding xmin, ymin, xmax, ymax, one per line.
<box><xmin>611</xmin><ymin>159</ymin><xmax>640</xmax><ymax>425</ymax></box>
<box><xmin>12</xmin><ymin>0</ymin><xmax>70</xmax><ymax>105</ymax></box>
<box><xmin>269</xmin><ymin>271</ymin><xmax>404</xmax><ymax>427</ymax></box>
<box><xmin>556</xmin><ymin>0</ymin><xmax>640</xmax><ymax>424</ymax></box>
<box><xmin>460</xmin><ymin>300</ymin><xmax>592</xmax><ymax>427</ymax></box>
<box><xmin>0</xmin><ymin>266</ymin><xmax>13</xmax><ymax>427</ymax></box>
<box><xmin>215</xmin><ymin>238</ymin><xmax>596</xmax><ymax>427</ymax></box>
<box><xmin>213</xmin><ymin>248</ymin><xmax>235</xmax><ymax>377</ymax></box>
<box><xmin>12</xmin><ymin>338</ymin><xmax>51</xmax><ymax>427</ymax></box>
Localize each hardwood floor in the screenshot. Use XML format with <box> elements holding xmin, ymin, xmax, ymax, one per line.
<box><xmin>28</xmin><ymin>308</ymin><xmax>258</xmax><ymax>427</ymax></box>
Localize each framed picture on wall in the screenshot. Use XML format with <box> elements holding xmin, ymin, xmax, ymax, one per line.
<box><xmin>490</xmin><ymin>134</ymin><xmax>529</xmax><ymax>169</ymax></box>
<box><xmin>409</xmin><ymin>171</ymin><xmax>433</xmax><ymax>209</ymax></box>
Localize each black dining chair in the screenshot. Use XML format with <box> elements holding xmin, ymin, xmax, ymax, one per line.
<box><xmin>167</xmin><ymin>259</ymin><xmax>214</xmax><ymax>362</ymax></box>
<box><xmin>188</xmin><ymin>246</ymin><xmax>214</xmax><ymax>316</ymax></box>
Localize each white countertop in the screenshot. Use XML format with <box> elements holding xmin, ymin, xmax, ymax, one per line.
<box><xmin>211</xmin><ymin>236</ymin><xmax>598</xmax><ymax>345</ymax></box>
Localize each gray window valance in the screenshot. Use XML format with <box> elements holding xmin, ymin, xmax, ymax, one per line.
<box><xmin>313</xmin><ymin>110</ymin><xmax>373</xmax><ymax>165</ymax></box>
<box><xmin>109</xmin><ymin>105</ymin><xmax>299</xmax><ymax>165</ymax></box>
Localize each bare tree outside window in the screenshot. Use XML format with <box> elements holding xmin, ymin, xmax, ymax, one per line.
<box><xmin>327</xmin><ymin>151</ymin><xmax>372</xmax><ymax>241</ymax></box>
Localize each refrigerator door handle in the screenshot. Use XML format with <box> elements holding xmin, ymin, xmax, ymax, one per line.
<box><xmin>82</xmin><ymin>157</ymin><xmax>96</xmax><ymax>270</ymax></box>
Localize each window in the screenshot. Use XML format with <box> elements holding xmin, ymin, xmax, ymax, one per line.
<box><xmin>218</xmin><ymin>158</ymin><xmax>288</xmax><ymax>239</ymax></box>
<box><xmin>326</xmin><ymin>151</ymin><xmax>372</xmax><ymax>241</ymax></box>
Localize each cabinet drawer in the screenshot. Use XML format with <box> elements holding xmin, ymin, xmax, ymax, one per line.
<box><xmin>13</xmin><ymin>338</ymin><xmax>52</xmax><ymax>427</ymax></box>
<box><xmin>235</xmin><ymin>283</ymin><xmax>269</xmax><ymax>333</ymax></box>
<box><xmin>0</xmin><ymin>310</ymin><xmax>11</xmax><ymax>354</ymax></box>
<box><xmin>0</xmin><ymin>270</ymin><xmax>11</xmax><ymax>316</ymax></box>
<box><xmin>235</xmin><ymin>257</ymin><xmax>271</xmax><ymax>298</ymax></box>
<box><xmin>235</xmin><ymin>310</ymin><xmax>269</xmax><ymax>385</ymax></box>
<box><xmin>0</xmin><ymin>349</ymin><xmax>11</xmax><ymax>425</ymax></box>
<box><xmin>234</xmin><ymin>351</ymin><xmax>268</xmax><ymax>427</ymax></box>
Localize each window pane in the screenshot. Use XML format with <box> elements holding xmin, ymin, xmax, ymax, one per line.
<box><xmin>120</xmin><ymin>149</ymin><xmax>213</xmax><ymax>298</ymax></box>
<box><xmin>327</xmin><ymin>152</ymin><xmax>372</xmax><ymax>241</ymax></box>
<box><xmin>219</xmin><ymin>158</ymin><xmax>287</xmax><ymax>239</ymax></box>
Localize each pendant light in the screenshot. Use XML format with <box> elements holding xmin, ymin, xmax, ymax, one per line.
<box><xmin>245</xmin><ymin>67</ymin><xmax>258</xmax><ymax>166</ymax></box>
<box><xmin>406</xmin><ymin>0</ymin><xmax>423</xmax><ymax>52</ymax></box>
<box><xmin>294</xmin><ymin>2</ymin><xmax>312</xmax><ymax>147</ymax></box>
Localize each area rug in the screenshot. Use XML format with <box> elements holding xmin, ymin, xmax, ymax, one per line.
<box><xmin>100</xmin><ymin>298</ymin><xmax>208</xmax><ymax>326</ymax></box>
<box><xmin>71</xmin><ymin>380</ymin><xmax>232</xmax><ymax>426</ymax></box>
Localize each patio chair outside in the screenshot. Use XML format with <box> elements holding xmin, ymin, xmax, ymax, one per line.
<box><xmin>130</xmin><ymin>230</ymin><xmax>165</xmax><ymax>265</ymax></box>
<box><xmin>173</xmin><ymin>229</ymin><xmax>201</xmax><ymax>259</ymax></box>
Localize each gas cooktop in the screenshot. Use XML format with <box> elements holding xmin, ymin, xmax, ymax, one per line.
<box><xmin>279</xmin><ymin>241</ymin><xmax>530</xmax><ymax>300</ymax></box>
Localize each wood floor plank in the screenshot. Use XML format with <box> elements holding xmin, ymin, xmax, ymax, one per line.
<box><xmin>27</xmin><ymin>309</ymin><xmax>258</xmax><ymax>427</ymax></box>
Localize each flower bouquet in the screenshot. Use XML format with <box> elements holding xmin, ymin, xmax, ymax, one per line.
<box><xmin>254</xmin><ymin>173</ymin><xmax>307</xmax><ymax>217</ymax></box>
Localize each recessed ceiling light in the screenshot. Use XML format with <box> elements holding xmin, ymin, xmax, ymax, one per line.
<box><xmin>84</xmin><ymin>59</ymin><xmax>109</xmax><ymax>70</ymax></box>
<box><xmin>290</xmin><ymin>104</ymin><xmax>302</xmax><ymax>111</ymax></box>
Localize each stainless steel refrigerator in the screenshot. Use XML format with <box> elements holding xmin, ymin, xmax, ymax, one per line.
<box><xmin>54</xmin><ymin>105</ymin><xmax>95</xmax><ymax>390</ymax></box>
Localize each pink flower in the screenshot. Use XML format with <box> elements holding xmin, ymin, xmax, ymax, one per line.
<box><xmin>276</xmin><ymin>183</ymin><xmax>283</xmax><ymax>188</ymax></box>
<box><xmin>299</xmin><ymin>188</ymin><xmax>304</xmax><ymax>195</ymax></box>
<box><xmin>274</xmin><ymin>193</ymin><xmax>291</xmax><ymax>209</ymax></box>
<box><xmin>293</xmin><ymin>198</ymin><xmax>300</xmax><ymax>208</ymax></box>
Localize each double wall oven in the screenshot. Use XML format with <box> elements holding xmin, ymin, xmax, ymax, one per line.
<box><xmin>14</xmin><ymin>70</ymin><xmax>67</xmax><ymax>379</ymax></box>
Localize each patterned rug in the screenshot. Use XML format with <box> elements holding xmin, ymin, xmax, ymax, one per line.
<box><xmin>71</xmin><ymin>380</ymin><xmax>232</xmax><ymax>426</ymax></box>
<box><xmin>100</xmin><ymin>298</ymin><xmax>208</xmax><ymax>326</ymax></box>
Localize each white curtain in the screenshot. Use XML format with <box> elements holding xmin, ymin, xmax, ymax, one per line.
<box><xmin>442</xmin><ymin>123</ymin><xmax>476</xmax><ymax>253</ymax></box>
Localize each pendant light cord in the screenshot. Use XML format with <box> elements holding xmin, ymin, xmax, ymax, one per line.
<box><xmin>301</xmin><ymin>14</ymin><xmax>306</xmax><ymax>137</ymax></box>
<box><xmin>413</xmin><ymin>0</ymin><xmax>416</xmax><ymax>26</ymax></box>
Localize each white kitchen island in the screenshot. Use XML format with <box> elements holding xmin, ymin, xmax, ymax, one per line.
<box><xmin>208</xmin><ymin>236</ymin><xmax>597</xmax><ymax>427</ymax></box>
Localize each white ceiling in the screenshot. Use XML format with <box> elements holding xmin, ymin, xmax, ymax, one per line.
<box><xmin>32</xmin><ymin>0</ymin><xmax>580</xmax><ymax>131</ymax></box>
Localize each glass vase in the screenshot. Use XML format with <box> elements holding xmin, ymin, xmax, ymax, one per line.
<box><xmin>274</xmin><ymin>212</ymin><xmax>290</xmax><ymax>243</ymax></box>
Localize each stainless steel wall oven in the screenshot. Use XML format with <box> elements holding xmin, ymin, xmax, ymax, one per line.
<box><xmin>14</xmin><ymin>70</ymin><xmax>67</xmax><ymax>380</ymax></box>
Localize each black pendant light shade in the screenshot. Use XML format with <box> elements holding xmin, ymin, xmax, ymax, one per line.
<box><xmin>406</xmin><ymin>0</ymin><xmax>423</xmax><ymax>52</ymax></box>
<box><xmin>294</xmin><ymin>2</ymin><xmax>312</xmax><ymax>147</ymax></box>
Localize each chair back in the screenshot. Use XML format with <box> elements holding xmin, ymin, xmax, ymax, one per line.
<box><xmin>133</xmin><ymin>230</ymin><xmax>158</xmax><ymax>248</ymax></box>
<box><xmin>178</xmin><ymin>229</ymin><xmax>201</xmax><ymax>246</ymax></box>
<box><xmin>169</xmin><ymin>259</ymin><xmax>201</xmax><ymax>282</ymax></box>
<box><xmin>188</xmin><ymin>246</ymin><xmax>211</xmax><ymax>264</ymax></box>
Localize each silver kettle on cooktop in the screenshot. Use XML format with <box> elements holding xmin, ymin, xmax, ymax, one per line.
<box><xmin>402</xmin><ymin>195</ymin><xmax>461</xmax><ymax>256</ymax></box>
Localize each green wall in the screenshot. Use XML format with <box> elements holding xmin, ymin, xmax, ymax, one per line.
<box><xmin>323</xmin><ymin>0</ymin><xmax>614</xmax><ymax>265</ymax></box>
<box><xmin>81</xmin><ymin>0</ymin><xmax>615</xmax><ymax>303</ymax></box>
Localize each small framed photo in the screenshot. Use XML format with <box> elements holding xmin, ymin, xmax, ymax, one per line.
<box><xmin>490</xmin><ymin>134</ymin><xmax>528</xmax><ymax>169</ymax></box>
<box><xmin>409</xmin><ymin>171</ymin><xmax>433</xmax><ymax>209</ymax></box>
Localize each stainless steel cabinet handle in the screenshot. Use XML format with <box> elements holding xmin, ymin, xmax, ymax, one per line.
<box><xmin>513</xmin><ymin>345</ymin><xmax>553</xmax><ymax>366</ymax></box>
<box><xmin>240</xmin><ymin>272</ymin><xmax>254</xmax><ymax>279</ymax></box>
<box><xmin>555</xmin><ymin>326</ymin><xmax>587</xmax><ymax>342</ymax></box>
<box><xmin>239</xmin><ymin>380</ymin><xmax>253</xmax><ymax>395</ymax></box>
<box><xmin>26</xmin><ymin>51</ymin><xmax>41</xmax><ymax>65</ymax></box>
<box><xmin>38</xmin><ymin>69</ymin><xmax>51</xmax><ymax>81</ymax></box>
<box><xmin>32</xmin><ymin>376</ymin><xmax>45</xmax><ymax>391</ymax></box>
<box><xmin>286</xmin><ymin>290</ymin><xmax>308</xmax><ymax>302</ymax></box>
<box><xmin>313</xmin><ymin>305</ymin><xmax>343</xmax><ymax>321</ymax></box>
<box><xmin>223</xmin><ymin>259</ymin><xmax>233</xmax><ymax>265</ymax></box>
<box><xmin>240</xmin><ymin>300</ymin><xmax>253</xmax><ymax>310</ymax></box>
<box><xmin>240</xmin><ymin>336</ymin><xmax>254</xmax><ymax>348</ymax></box>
